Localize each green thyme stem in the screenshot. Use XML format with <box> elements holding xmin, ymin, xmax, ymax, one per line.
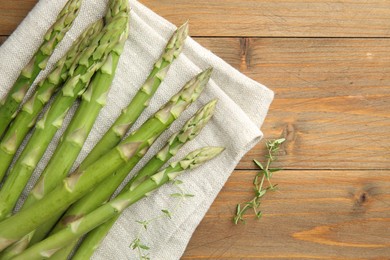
<box><xmin>233</xmin><ymin>138</ymin><xmax>285</xmax><ymax>225</ymax></box>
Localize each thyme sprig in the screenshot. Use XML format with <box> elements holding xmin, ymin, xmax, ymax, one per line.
<box><xmin>130</xmin><ymin>180</ymin><xmax>194</xmax><ymax>259</ymax></box>
<box><xmin>233</xmin><ymin>138</ymin><xmax>285</xmax><ymax>224</ymax></box>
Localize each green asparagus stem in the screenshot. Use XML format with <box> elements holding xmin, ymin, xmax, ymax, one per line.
<box><xmin>55</xmin><ymin>99</ymin><xmax>217</xmax><ymax>259</ymax></box>
<box><xmin>50</xmin><ymin>68</ymin><xmax>212</xmax><ymax>229</ymax></box>
<box><xmin>0</xmin><ymin>68</ymin><xmax>211</xmax><ymax>251</ymax></box>
<box><xmin>0</xmin><ymin>7</ymin><xmax>130</xmax><ymax>222</ymax></box>
<box><xmin>0</xmin><ymin>0</ymin><xmax>82</xmax><ymax>137</ymax></box>
<box><xmin>52</xmin><ymin>100</ymin><xmax>217</xmax><ymax>259</ymax></box>
<box><xmin>33</xmin><ymin>68</ymin><xmax>212</xmax><ymax>249</ymax></box>
<box><xmin>80</xmin><ymin>21</ymin><xmax>189</xmax><ymax>169</ymax></box>
<box><xmin>0</xmin><ymin>21</ymin><xmax>129</xmax><ymax>260</ymax></box>
<box><xmin>29</xmin><ymin>15</ymin><xmax>128</xmax><ymax>224</ymax></box>
<box><xmin>45</xmin><ymin>24</ymin><xmax>190</xmax><ymax>256</ymax></box>
<box><xmin>0</xmin><ymin>20</ymin><xmax>104</xmax><ymax>184</ymax></box>
<box><xmin>12</xmin><ymin>147</ymin><xmax>225</xmax><ymax>259</ymax></box>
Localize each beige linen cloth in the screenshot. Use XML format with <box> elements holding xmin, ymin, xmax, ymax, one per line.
<box><xmin>0</xmin><ymin>0</ymin><xmax>274</xmax><ymax>259</ymax></box>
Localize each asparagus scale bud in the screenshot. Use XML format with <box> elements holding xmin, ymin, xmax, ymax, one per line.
<box><xmin>71</xmin><ymin>100</ymin><xmax>217</xmax><ymax>259</ymax></box>
<box><xmin>12</xmin><ymin>147</ymin><xmax>224</xmax><ymax>259</ymax></box>
<box><xmin>0</xmin><ymin>69</ymin><xmax>211</xmax><ymax>251</ymax></box>
<box><xmin>0</xmin><ymin>20</ymin><xmax>104</xmax><ymax>183</ymax></box>
<box><xmin>0</xmin><ymin>0</ymin><xmax>82</xmax><ymax>137</ymax></box>
<box><xmin>80</xmin><ymin>21</ymin><xmax>189</xmax><ymax>169</ymax></box>
<box><xmin>48</xmin><ymin>69</ymin><xmax>213</xmax><ymax>241</ymax></box>
<box><xmin>0</xmin><ymin>21</ymin><xmax>129</xmax><ymax>260</ymax></box>
<box><xmin>0</xmin><ymin>2</ymin><xmax>129</xmax><ymax>223</ymax></box>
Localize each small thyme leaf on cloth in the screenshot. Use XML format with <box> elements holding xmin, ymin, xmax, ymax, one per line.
<box><xmin>233</xmin><ymin>138</ymin><xmax>285</xmax><ymax>224</ymax></box>
<box><xmin>130</xmin><ymin>180</ymin><xmax>194</xmax><ymax>259</ymax></box>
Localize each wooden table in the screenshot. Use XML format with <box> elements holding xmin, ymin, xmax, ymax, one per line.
<box><xmin>1</xmin><ymin>1</ymin><xmax>389</xmax><ymax>259</ymax></box>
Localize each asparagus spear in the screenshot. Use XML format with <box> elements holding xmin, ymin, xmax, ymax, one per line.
<box><xmin>0</xmin><ymin>20</ymin><xmax>104</xmax><ymax>183</ymax></box>
<box><xmin>0</xmin><ymin>21</ymin><xmax>129</xmax><ymax>260</ymax></box>
<box><xmin>12</xmin><ymin>147</ymin><xmax>225</xmax><ymax>259</ymax></box>
<box><xmin>39</xmin><ymin>24</ymin><xmax>190</xmax><ymax>248</ymax></box>
<box><xmin>27</xmin><ymin>15</ymin><xmax>129</xmax><ymax>214</ymax></box>
<box><xmin>24</xmin><ymin>20</ymin><xmax>188</xmax><ymax>211</ymax></box>
<box><xmin>28</xmin><ymin>68</ymin><xmax>212</xmax><ymax>247</ymax></box>
<box><xmin>80</xmin><ymin>21</ymin><xmax>189</xmax><ymax>169</ymax></box>
<box><xmin>0</xmin><ymin>68</ymin><xmax>211</xmax><ymax>251</ymax></box>
<box><xmin>0</xmin><ymin>0</ymin><xmax>82</xmax><ymax>137</ymax></box>
<box><xmin>69</xmin><ymin>100</ymin><xmax>217</xmax><ymax>259</ymax></box>
<box><xmin>0</xmin><ymin>7</ymin><xmax>130</xmax><ymax>221</ymax></box>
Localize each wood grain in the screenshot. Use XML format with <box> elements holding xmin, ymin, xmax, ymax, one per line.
<box><xmin>1</xmin><ymin>1</ymin><xmax>390</xmax><ymax>37</ymax></box>
<box><xmin>184</xmin><ymin>170</ymin><xmax>390</xmax><ymax>259</ymax></box>
<box><xmin>0</xmin><ymin>1</ymin><xmax>389</xmax><ymax>259</ymax></box>
<box><xmin>0</xmin><ymin>36</ymin><xmax>7</xmax><ymax>45</ymax></box>
<box><xmin>195</xmin><ymin>37</ymin><xmax>390</xmax><ymax>170</ymax></box>
<box><xmin>139</xmin><ymin>0</ymin><xmax>390</xmax><ymax>37</ymax></box>
<box><xmin>0</xmin><ymin>0</ymin><xmax>37</xmax><ymax>35</ymax></box>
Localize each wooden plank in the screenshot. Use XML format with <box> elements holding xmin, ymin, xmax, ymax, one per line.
<box><xmin>0</xmin><ymin>36</ymin><xmax>7</xmax><ymax>45</ymax></box>
<box><xmin>0</xmin><ymin>0</ymin><xmax>37</xmax><ymax>35</ymax></box>
<box><xmin>1</xmin><ymin>1</ymin><xmax>390</xmax><ymax>37</ymax></box>
<box><xmin>1</xmin><ymin>36</ymin><xmax>388</xmax><ymax>170</ymax></box>
<box><xmin>195</xmin><ymin>38</ymin><xmax>390</xmax><ymax>170</ymax></box>
<box><xmin>183</xmin><ymin>170</ymin><xmax>390</xmax><ymax>259</ymax></box>
<box><xmin>140</xmin><ymin>0</ymin><xmax>390</xmax><ymax>37</ymax></box>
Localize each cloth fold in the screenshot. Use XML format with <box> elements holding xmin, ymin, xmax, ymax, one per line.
<box><xmin>0</xmin><ymin>0</ymin><xmax>274</xmax><ymax>259</ymax></box>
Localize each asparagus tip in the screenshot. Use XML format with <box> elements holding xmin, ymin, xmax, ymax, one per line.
<box><xmin>196</xmin><ymin>68</ymin><xmax>213</xmax><ymax>85</ymax></box>
<box><xmin>204</xmin><ymin>67</ymin><xmax>213</xmax><ymax>78</ymax></box>
<box><xmin>185</xmin><ymin>146</ymin><xmax>225</xmax><ymax>169</ymax></box>
<box><xmin>206</xmin><ymin>99</ymin><xmax>218</xmax><ymax>110</ymax></box>
<box><xmin>178</xmin><ymin>21</ymin><xmax>190</xmax><ymax>39</ymax></box>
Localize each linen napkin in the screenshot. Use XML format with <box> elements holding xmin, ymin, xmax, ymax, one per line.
<box><xmin>0</xmin><ymin>0</ymin><xmax>274</xmax><ymax>259</ymax></box>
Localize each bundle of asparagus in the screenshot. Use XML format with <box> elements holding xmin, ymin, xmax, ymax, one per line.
<box><xmin>0</xmin><ymin>0</ymin><xmax>82</xmax><ymax>137</ymax></box>
<box><xmin>0</xmin><ymin>0</ymin><xmax>223</xmax><ymax>258</ymax></box>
